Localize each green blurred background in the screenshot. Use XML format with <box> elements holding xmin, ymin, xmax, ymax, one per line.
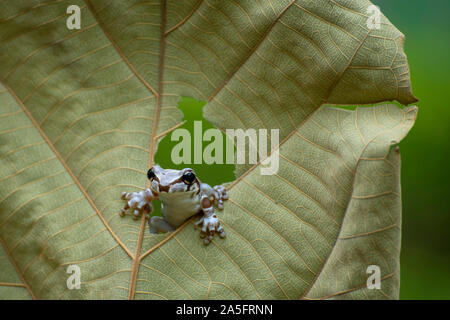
<box><xmin>155</xmin><ymin>0</ymin><xmax>450</xmax><ymax>299</ymax></box>
<box><xmin>371</xmin><ymin>0</ymin><xmax>450</xmax><ymax>299</ymax></box>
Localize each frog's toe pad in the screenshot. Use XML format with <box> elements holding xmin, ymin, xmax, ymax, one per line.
<box><xmin>198</xmin><ymin>215</ymin><xmax>225</xmax><ymax>245</ymax></box>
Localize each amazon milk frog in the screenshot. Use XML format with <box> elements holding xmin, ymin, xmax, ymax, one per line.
<box><xmin>119</xmin><ymin>165</ymin><xmax>228</xmax><ymax>245</ymax></box>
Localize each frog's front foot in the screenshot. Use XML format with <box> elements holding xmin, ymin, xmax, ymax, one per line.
<box><xmin>196</xmin><ymin>197</ymin><xmax>226</xmax><ymax>245</ymax></box>
<box><xmin>212</xmin><ymin>185</ymin><xmax>229</xmax><ymax>210</ymax></box>
<box><xmin>119</xmin><ymin>190</ymin><xmax>154</xmax><ymax>220</ymax></box>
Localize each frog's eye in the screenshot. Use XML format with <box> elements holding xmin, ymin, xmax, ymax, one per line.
<box><xmin>182</xmin><ymin>172</ymin><xmax>195</xmax><ymax>185</ymax></box>
<box><xmin>147</xmin><ymin>168</ymin><xmax>155</xmax><ymax>180</ymax></box>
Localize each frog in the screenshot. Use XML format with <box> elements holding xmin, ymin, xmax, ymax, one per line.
<box><xmin>119</xmin><ymin>165</ymin><xmax>228</xmax><ymax>245</ymax></box>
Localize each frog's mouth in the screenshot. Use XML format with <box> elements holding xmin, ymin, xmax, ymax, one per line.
<box><xmin>157</xmin><ymin>184</ymin><xmax>171</xmax><ymax>193</ymax></box>
<box><xmin>151</xmin><ymin>180</ymin><xmax>200</xmax><ymax>195</ymax></box>
<box><xmin>150</xmin><ymin>182</ymin><xmax>187</xmax><ymax>194</ymax></box>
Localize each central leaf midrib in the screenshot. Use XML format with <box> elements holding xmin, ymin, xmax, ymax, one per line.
<box><xmin>82</xmin><ymin>0</ymin><xmax>167</xmax><ymax>300</ymax></box>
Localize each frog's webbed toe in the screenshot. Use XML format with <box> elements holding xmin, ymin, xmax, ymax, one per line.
<box><xmin>119</xmin><ymin>189</ymin><xmax>154</xmax><ymax>220</ymax></box>
<box><xmin>199</xmin><ymin>217</ymin><xmax>226</xmax><ymax>245</ymax></box>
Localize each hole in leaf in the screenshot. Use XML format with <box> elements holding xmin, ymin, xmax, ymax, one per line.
<box><xmin>151</xmin><ymin>96</ymin><xmax>235</xmax><ymax>217</ymax></box>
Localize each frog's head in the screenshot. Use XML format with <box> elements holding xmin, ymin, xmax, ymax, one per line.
<box><xmin>147</xmin><ymin>165</ymin><xmax>200</xmax><ymax>195</ymax></box>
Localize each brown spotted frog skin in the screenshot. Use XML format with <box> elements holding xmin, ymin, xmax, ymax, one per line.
<box><xmin>120</xmin><ymin>165</ymin><xmax>228</xmax><ymax>245</ymax></box>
